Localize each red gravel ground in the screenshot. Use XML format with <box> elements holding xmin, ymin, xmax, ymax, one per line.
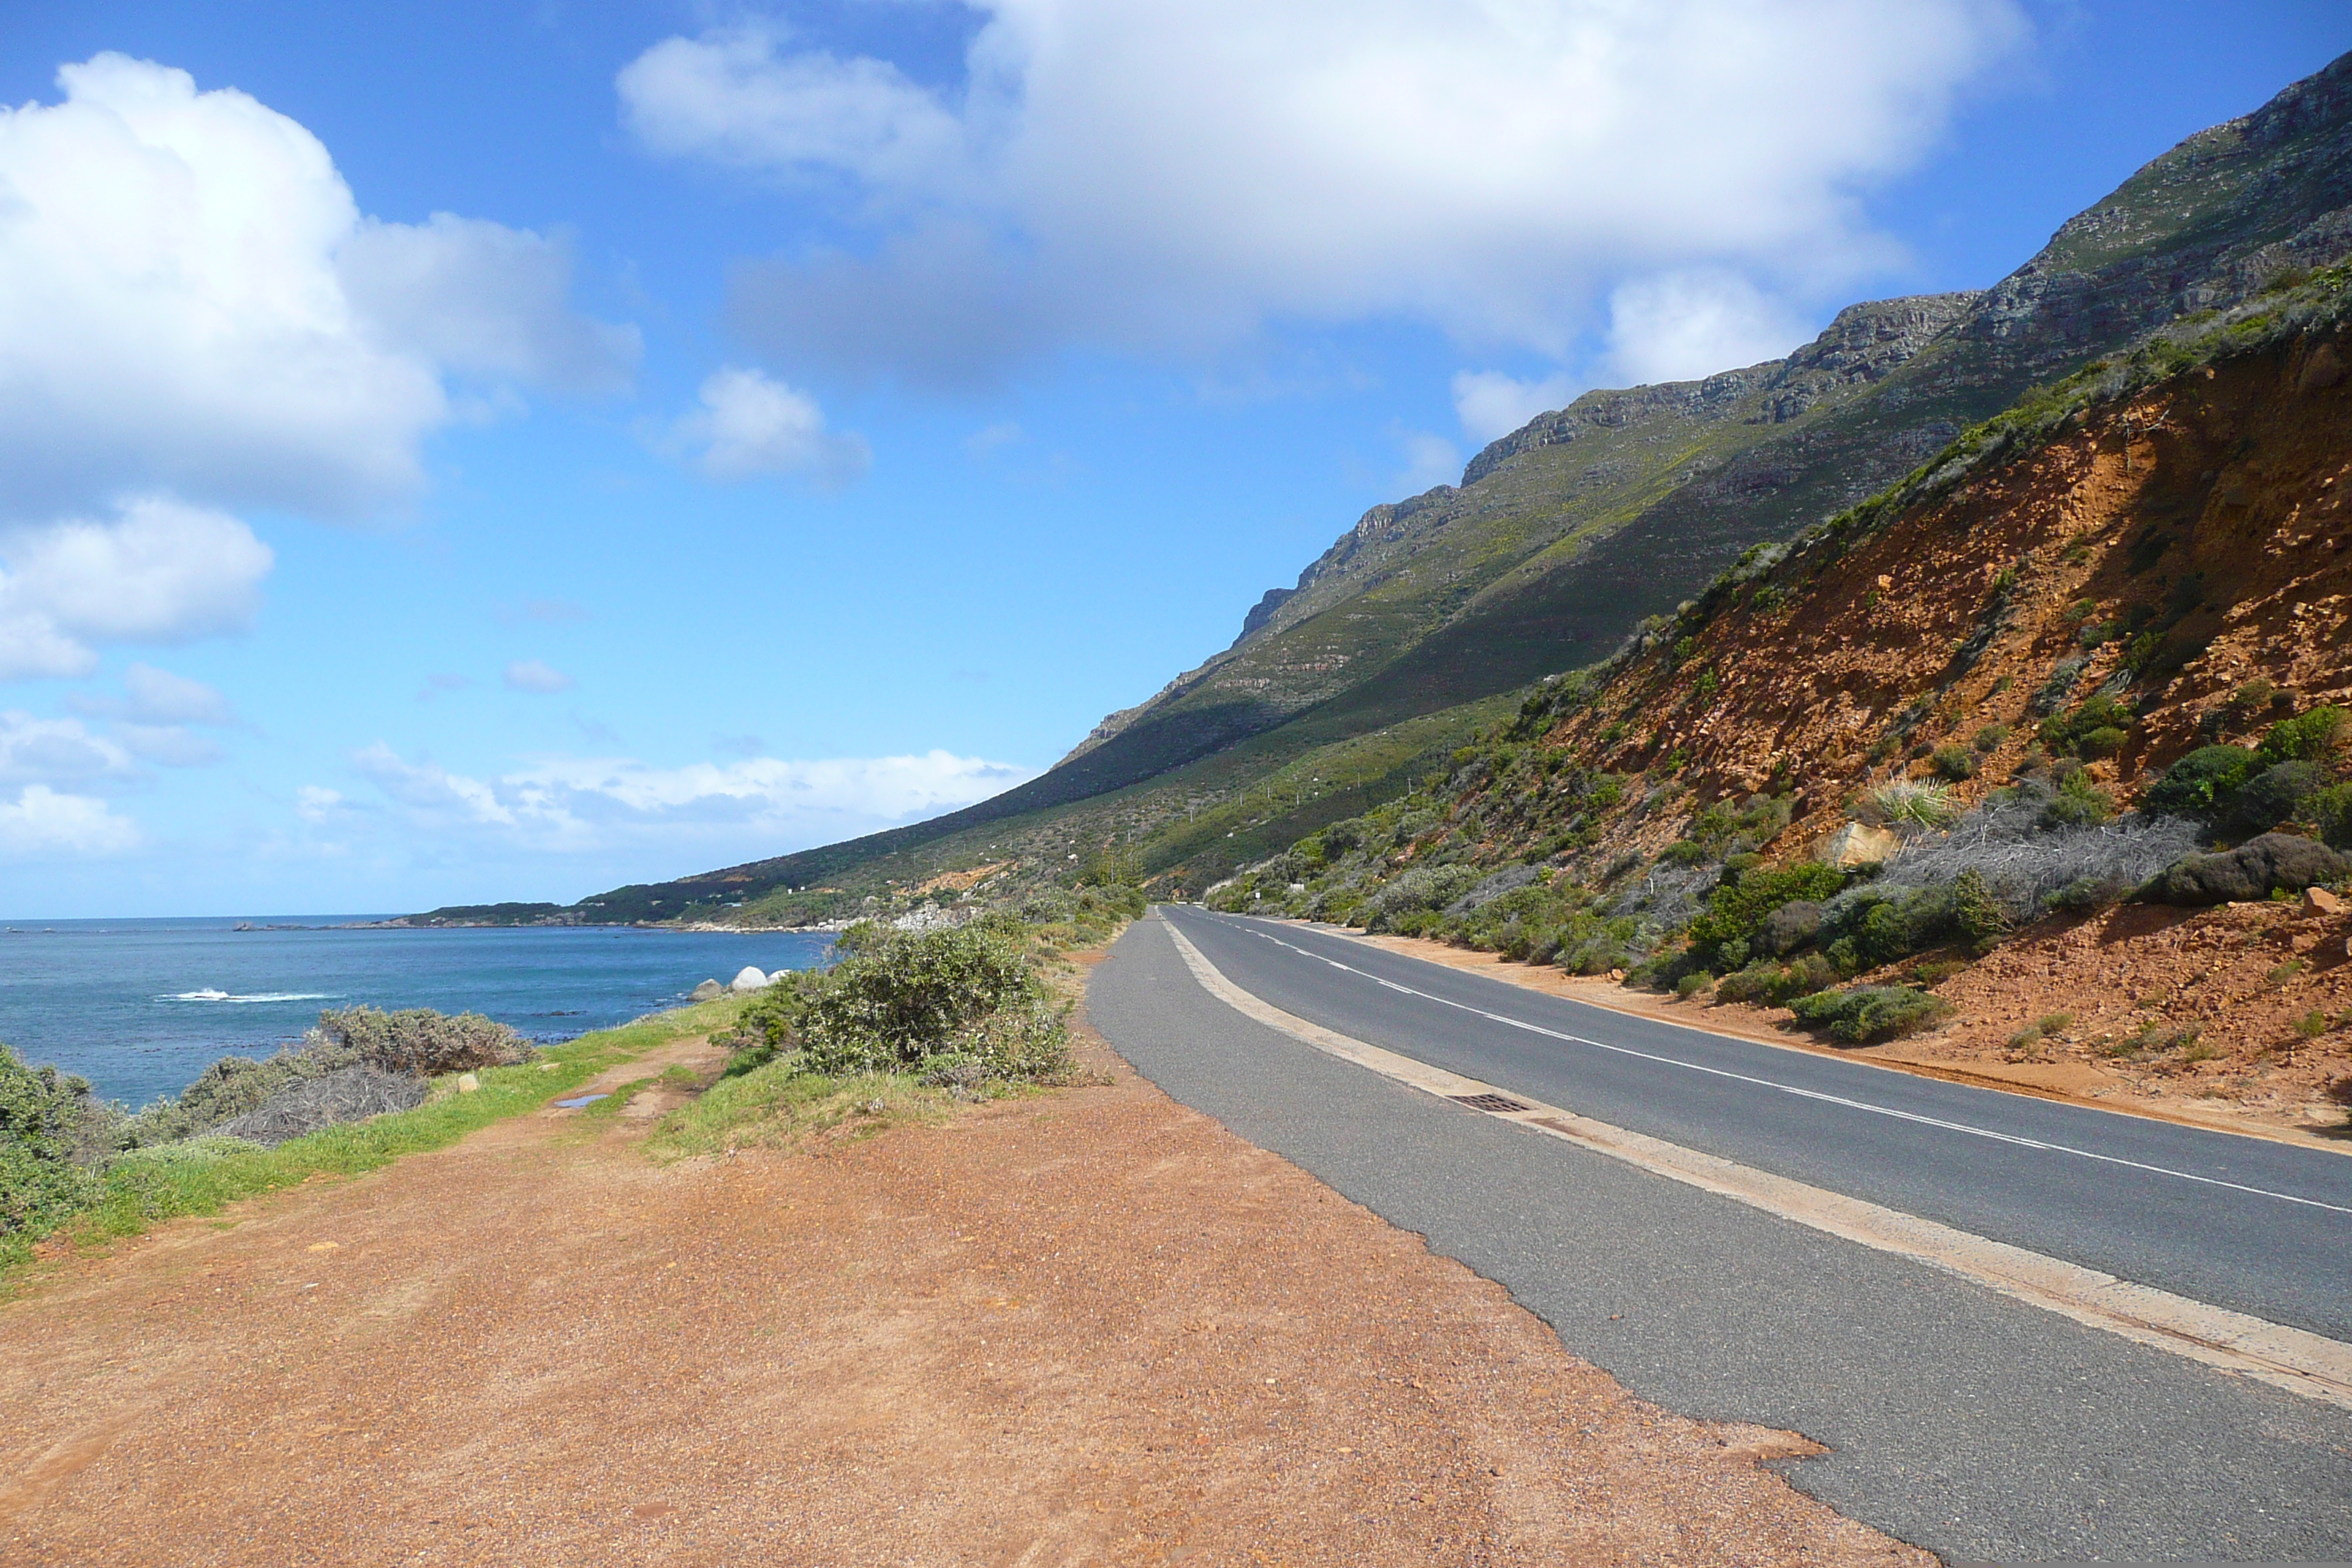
<box><xmin>0</xmin><ymin>980</ymin><xmax>1925</xmax><ymax>1567</ymax></box>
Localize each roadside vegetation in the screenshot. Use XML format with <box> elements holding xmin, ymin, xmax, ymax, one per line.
<box><xmin>1211</xmin><ymin>671</ymin><xmax>2347</xmax><ymax>1049</ymax></box>
<box><xmin>0</xmin><ymin>999</ymin><xmax>747</xmax><ymax>1284</ymax></box>
<box><xmin>649</xmin><ymin>897</ymin><xmax>1139</xmax><ymax>1159</ymax></box>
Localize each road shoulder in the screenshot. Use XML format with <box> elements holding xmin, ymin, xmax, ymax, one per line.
<box><xmin>0</xmin><ymin>953</ymin><xmax>1927</xmax><ymax>1567</ymax></box>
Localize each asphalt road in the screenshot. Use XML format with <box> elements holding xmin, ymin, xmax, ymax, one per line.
<box><xmin>1089</xmin><ymin>908</ymin><xmax>2352</xmax><ymax>1563</ymax></box>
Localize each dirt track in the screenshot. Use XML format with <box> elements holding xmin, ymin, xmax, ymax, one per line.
<box><xmin>0</xmin><ymin>989</ymin><xmax>1923</xmax><ymax>1566</ymax></box>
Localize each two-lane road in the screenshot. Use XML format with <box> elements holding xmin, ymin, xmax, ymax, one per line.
<box><xmin>1090</xmin><ymin>906</ymin><xmax>2352</xmax><ymax>1562</ymax></box>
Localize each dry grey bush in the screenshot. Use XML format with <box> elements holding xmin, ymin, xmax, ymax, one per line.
<box><xmin>1878</xmin><ymin>797</ymin><xmax>2201</xmax><ymax>922</ymax></box>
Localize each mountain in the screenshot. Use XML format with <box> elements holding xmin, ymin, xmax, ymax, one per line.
<box><xmin>1204</xmin><ymin>268</ymin><xmax>2352</xmax><ymax>1105</ymax></box>
<box><xmin>419</xmin><ymin>52</ymin><xmax>2352</xmax><ymax>930</ymax></box>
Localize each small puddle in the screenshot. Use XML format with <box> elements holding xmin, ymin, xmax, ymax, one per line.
<box><xmin>553</xmin><ymin>1093</ymin><xmax>610</xmax><ymax>1109</ymax></box>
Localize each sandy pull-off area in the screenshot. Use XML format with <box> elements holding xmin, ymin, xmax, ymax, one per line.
<box><xmin>0</xmin><ymin>995</ymin><xmax>1923</xmax><ymax>1566</ymax></box>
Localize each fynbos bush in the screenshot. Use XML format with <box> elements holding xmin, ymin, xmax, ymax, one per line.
<box><xmin>798</xmin><ymin>923</ymin><xmax>1055</xmax><ymax>1077</ymax></box>
<box><xmin>1789</xmin><ymin>985</ymin><xmax>1953</xmax><ymax>1044</ymax></box>
<box><xmin>0</xmin><ymin>1046</ymin><xmax>103</xmax><ymax>1238</ymax></box>
<box><xmin>310</xmin><ymin>1006</ymin><xmax>533</xmax><ymax>1077</ymax></box>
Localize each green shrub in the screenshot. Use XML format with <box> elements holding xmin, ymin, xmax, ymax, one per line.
<box><xmin>1675</xmin><ymin>972</ymin><xmax>1713</xmax><ymax>999</ymax></box>
<box><xmin>1931</xmin><ymin>744</ymin><xmax>1976</xmax><ymax>781</ymax></box>
<box><xmin>1716</xmin><ymin>951</ymin><xmax>1841</xmax><ymax>1006</ymax></box>
<box><xmin>2229</xmin><ymin>760</ymin><xmax>2333</xmax><ymax>837</ymax></box>
<box><xmin>2309</xmin><ymin>783</ymin><xmax>2352</xmax><ymax>851</ymax></box>
<box><xmin>2039</xmin><ymin>693</ymin><xmax>2136</xmax><ymax>759</ymax></box>
<box><xmin>1951</xmin><ymin>868</ymin><xmax>2009</xmax><ymax>950</ymax></box>
<box><xmin>2227</xmin><ymin>678</ymin><xmax>2280</xmax><ymax>718</ymax></box>
<box><xmin>1</xmin><ymin>1047</ymin><xmax>103</xmax><ymax>1240</ymax></box>
<box><xmin>2257</xmin><ymin>704</ymin><xmax>2349</xmax><ymax>766</ymax></box>
<box><xmin>798</xmin><ymin>923</ymin><xmax>1058</xmax><ymax>1078</ymax></box>
<box><xmin>1685</xmin><ymin>862</ymin><xmax>1847</xmax><ymax>966</ymax></box>
<box><xmin>1789</xmin><ymin>985</ymin><xmax>1953</xmax><ymax>1044</ymax></box>
<box><xmin>2039</xmin><ymin>769</ymin><xmax>2116</xmax><ymax>829</ymax></box>
<box><xmin>1970</xmin><ymin>725</ymin><xmax>2010</xmax><ymax>753</ymax></box>
<box><xmin>1818</xmin><ymin>878</ymin><xmax>2001</xmax><ymax>971</ymax></box>
<box><xmin>2043</xmin><ymin>875</ymin><xmax>2121</xmax><ymax>914</ymax></box>
<box><xmin>311</xmin><ymin>1006</ymin><xmax>531</xmax><ymax>1076</ymax></box>
<box><xmin>2144</xmin><ymin>745</ymin><xmax>2259</xmax><ymax>821</ymax></box>
<box><xmin>2076</xmin><ymin>725</ymin><xmax>2128</xmax><ymax>758</ymax></box>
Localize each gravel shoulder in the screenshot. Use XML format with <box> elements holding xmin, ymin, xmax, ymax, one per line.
<box><xmin>0</xmin><ymin>957</ymin><xmax>1923</xmax><ymax>1567</ymax></box>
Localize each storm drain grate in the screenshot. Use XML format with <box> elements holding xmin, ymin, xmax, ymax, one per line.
<box><xmin>1450</xmin><ymin>1093</ymin><xmax>1531</xmax><ymax>1113</ymax></box>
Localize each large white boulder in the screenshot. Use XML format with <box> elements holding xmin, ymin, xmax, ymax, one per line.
<box><xmin>730</xmin><ymin>965</ymin><xmax>771</xmax><ymax>993</ymax></box>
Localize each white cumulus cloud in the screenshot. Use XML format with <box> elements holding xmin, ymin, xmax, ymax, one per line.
<box><xmin>1391</xmin><ymin>429</ymin><xmax>1462</xmax><ymax>494</ymax></box>
<box><xmin>621</xmin><ymin>3</ymin><xmax>2027</xmax><ymax>389</ymax></box>
<box><xmin>0</xmin><ymin>499</ymin><xmax>273</xmax><ymax>679</ymax></box>
<box><xmin>1602</xmin><ymin>268</ymin><xmax>1815</xmax><ymax>385</ymax></box>
<box><xmin>338</xmin><ymin>214</ymin><xmax>641</xmax><ymax>395</ymax></box>
<box><xmin>0</xmin><ymin>784</ymin><xmax>138</xmax><ymax>857</ymax></box>
<box><xmin>668</xmin><ymin>366</ymin><xmax>870</xmax><ymax>486</ymax></box>
<box><xmin>295</xmin><ymin>784</ymin><xmax>343</xmax><ymax>823</ymax></box>
<box><xmin>0</xmin><ymin>53</ymin><xmax>636</xmax><ymax>524</ymax></box>
<box><xmin>352</xmin><ymin>742</ymin><xmax>516</xmax><ymax>827</ymax></box>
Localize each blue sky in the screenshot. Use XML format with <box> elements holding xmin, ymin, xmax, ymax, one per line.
<box><xmin>0</xmin><ymin>1</ymin><xmax>2344</xmax><ymax>917</ymax></box>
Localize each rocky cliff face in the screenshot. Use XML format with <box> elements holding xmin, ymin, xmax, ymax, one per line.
<box><xmin>1459</xmin><ymin>293</ymin><xmax>1980</xmax><ymax>489</ymax></box>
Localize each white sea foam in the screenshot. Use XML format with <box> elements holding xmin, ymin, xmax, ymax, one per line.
<box><xmin>162</xmin><ymin>990</ymin><xmax>336</xmax><ymax>1003</ymax></box>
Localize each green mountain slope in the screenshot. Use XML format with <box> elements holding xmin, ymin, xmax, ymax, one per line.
<box><xmin>422</xmin><ymin>52</ymin><xmax>2352</xmax><ymax>929</ymax></box>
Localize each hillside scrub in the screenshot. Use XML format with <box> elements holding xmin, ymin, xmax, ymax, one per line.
<box><xmin>1788</xmin><ymin>985</ymin><xmax>1954</xmax><ymax>1045</ymax></box>
<box><xmin>2137</xmin><ymin>706</ymin><xmax>2350</xmax><ymax>841</ymax></box>
<box><xmin>1199</xmin><ymin>279</ymin><xmax>2352</xmax><ymax>1097</ymax></box>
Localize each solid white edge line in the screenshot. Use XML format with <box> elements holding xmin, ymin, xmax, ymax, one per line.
<box><xmin>1155</xmin><ymin>912</ymin><xmax>2352</xmax><ymax>1414</ymax></box>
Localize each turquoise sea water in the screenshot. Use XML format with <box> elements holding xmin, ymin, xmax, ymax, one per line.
<box><xmin>0</xmin><ymin>918</ymin><xmax>835</xmax><ymax>1108</ymax></box>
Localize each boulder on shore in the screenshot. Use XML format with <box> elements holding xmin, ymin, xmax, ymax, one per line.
<box><xmin>690</xmin><ymin>979</ymin><xmax>724</xmax><ymax>1002</ymax></box>
<box><xmin>2146</xmin><ymin>832</ymin><xmax>2351</xmax><ymax>905</ymax></box>
<box><xmin>730</xmin><ymin>966</ymin><xmax>770</xmax><ymax>993</ymax></box>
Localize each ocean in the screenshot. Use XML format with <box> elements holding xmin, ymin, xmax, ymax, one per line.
<box><xmin>0</xmin><ymin>917</ymin><xmax>837</xmax><ymax>1109</ymax></box>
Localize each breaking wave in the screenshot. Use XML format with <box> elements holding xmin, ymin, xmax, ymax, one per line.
<box><xmin>162</xmin><ymin>990</ymin><xmax>336</xmax><ymax>1003</ymax></box>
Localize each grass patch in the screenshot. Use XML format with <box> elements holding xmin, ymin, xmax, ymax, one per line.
<box><xmin>1</xmin><ymin>996</ymin><xmax>746</xmax><ymax>1290</ymax></box>
<box><xmin>644</xmin><ymin>1058</ymin><xmax>956</xmax><ymax>1160</ymax></box>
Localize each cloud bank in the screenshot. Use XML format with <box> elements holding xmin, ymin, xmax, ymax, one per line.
<box><xmin>622</xmin><ymin>1</ymin><xmax>2027</xmax><ymax>396</ymax></box>
<box><xmin>341</xmin><ymin>743</ymin><xmax>1029</xmax><ymax>861</ymax></box>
